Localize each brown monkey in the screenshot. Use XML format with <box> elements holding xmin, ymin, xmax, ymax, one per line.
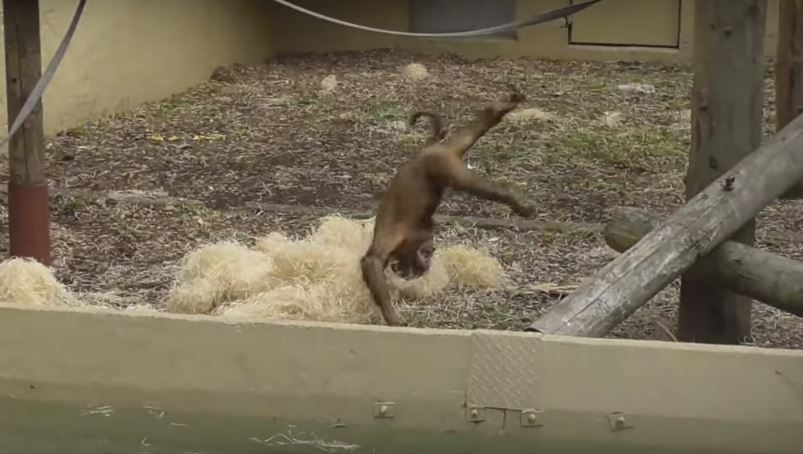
<box><xmin>361</xmin><ymin>92</ymin><xmax>534</xmax><ymax>326</ymax></box>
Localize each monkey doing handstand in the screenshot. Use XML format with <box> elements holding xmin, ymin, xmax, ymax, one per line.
<box><xmin>360</xmin><ymin>93</ymin><xmax>534</xmax><ymax>326</ymax></box>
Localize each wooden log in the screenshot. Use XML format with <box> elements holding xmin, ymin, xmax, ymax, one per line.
<box><xmin>679</xmin><ymin>0</ymin><xmax>767</xmax><ymax>344</ymax></box>
<box><xmin>3</xmin><ymin>0</ymin><xmax>51</xmax><ymax>265</ymax></box>
<box><xmin>525</xmin><ymin>105</ymin><xmax>803</xmax><ymax>338</ymax></box>
<box><xmin>776</xmin><ymin>0</ymin><xmax>803</xmax><ymax>198</ymax></box>
<box><xmin>605</xmin><ymin>207</ymin><xmax>803</xmax><ymax>318</ymax></box>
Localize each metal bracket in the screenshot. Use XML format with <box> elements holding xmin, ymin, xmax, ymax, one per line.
<box><xmin>466</xmin><ymin>407</ymin><xmax>485</xmax><ymax>423</ymax></box>
<box><xmin>608</xmin><ymin>412</ymin><xmax>633</xmax><ymax>431</ymax></box>
<box><xmin>373</xmin><ymin>401</ymin><xmax>396</xmax><ymax>419</ymax></box>
<box><xmin>519</xmin><ymin>409</ymin><xmax>544</xmax><ymax>427</ymax></box>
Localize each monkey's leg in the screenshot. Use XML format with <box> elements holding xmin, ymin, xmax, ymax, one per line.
<box><xmin>360</xmin><ymin>229</ymin><xmax>407</xmax><ymax>326</ymax></box>
<box><xmin>444</xmin><ymin>93</ymin><xmax>524</xmax><ymax>156</ymax></box>
<box><xmin>449</xmin><ymin>166</ymin><xmax>535</xmax><ymax>217</ymax></box>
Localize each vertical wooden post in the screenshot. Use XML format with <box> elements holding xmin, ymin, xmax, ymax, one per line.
<box><xmin>3</xmin><ymin>0</ymin><xmax>51</xmax><ymax>266</ymax></box>
<box><xmin>776</xmin><ymin>0</ymin><xmax>803</xmax><ymax>198</ymax></box>
<box><xmin>678</xmin><ymin>0</ymin><xmax>766</xmax><ymax>344</ymax></box>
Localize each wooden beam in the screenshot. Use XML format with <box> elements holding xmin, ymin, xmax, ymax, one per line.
<box><xmin>678</xmin><ymin>0</ymin><xmax>766</xmax><ymax>344</ymax></box>
<box><xmin>605</xmin><ymin>207</ymin><xmax>803</xmax><ymax>319</ymax></box>
<box><xmin>3</xmin><ymin>0</ymin><xmax>50</xmax><ymax>265</ymax></box>
<box><xmin>776</xmin><ymin>0</ymin><xmax>803</xmax><ymax>198</ymax></box>
<box><xmin>525</xmin><ymin>105</ymin><xmax>803</xmax><ymax>338</ymax></box>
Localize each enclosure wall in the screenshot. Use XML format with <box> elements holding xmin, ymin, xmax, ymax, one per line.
<box><xmin>0</xmin><ymin>0</ymin><xmax>275</xmax><ymax>135</ymax></box>
<box><xmin>270</xmin><ymin>0</ymin><xmax>781</xmax><ymax>64</ymax></box>
<box><xmin>0</xmin><ymin>303</ymin><xmax>800</xmax><ymax>453</ymax></box>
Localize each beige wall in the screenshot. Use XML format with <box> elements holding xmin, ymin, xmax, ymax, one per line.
<box><xmin>0</xmin><ymin>0</ymin><xmax>274</xmax><ymax>135</ymax></box>
<box><xmin>270</xmin><ymin>0</ymin><xmax>781</xmax><ymax>63</ymax></box>
<box><xmin>0</xmin><ymin>302</ymin><xmax>800</xmax><ymax>452</ymax></box>
<box><xmin>270</xmin><ymin>0</ymin><xmax>409</xmax><ymax>54</ymax></box>
<box><xmin>0</xmin><ymin>1</ymin><xmax>782</xmax><ymax>136</ymax></box>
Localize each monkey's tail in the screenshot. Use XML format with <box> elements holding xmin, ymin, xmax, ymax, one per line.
<box><xmin>408</xmin><ymin>111</ymin><xmax>446</xmax><ymax>140</ymax></box>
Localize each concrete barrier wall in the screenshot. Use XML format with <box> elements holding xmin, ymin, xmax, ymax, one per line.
<box><xmin>0</xmin><ymin>302</ymin><xmax>800</xmax><ymax>453</ymax></box>
<box><xmin>0</xmin><ymin>0</ymin><xmax>274</xmax><ymax>135</ymax></box>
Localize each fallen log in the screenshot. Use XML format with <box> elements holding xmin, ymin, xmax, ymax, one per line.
<box><xmin>605</xmin><ymin>207</ymin><xmax>803</xmax><ymax>318</ymax></box>
<box><xmin>525</xmin><ymin>111</ymin><xmax>803</xmax><ymax>337</ymax></box>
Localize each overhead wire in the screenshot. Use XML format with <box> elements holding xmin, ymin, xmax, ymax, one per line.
<box><xmin>270</xmin><ymin>0</ymin><xmax>603</xmax><ymax>38</ymax></box>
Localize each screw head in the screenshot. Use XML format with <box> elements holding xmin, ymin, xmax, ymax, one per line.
<box><xmin>470</xmin><ymin>409</ymin><xmax>479</xmax><ymax>418</ymax></box>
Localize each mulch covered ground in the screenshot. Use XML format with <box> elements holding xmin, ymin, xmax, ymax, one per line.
<box><xmin>2</xmin><ymin>48</ymin><xmax>801</xmax><ymax>348</ymax></box>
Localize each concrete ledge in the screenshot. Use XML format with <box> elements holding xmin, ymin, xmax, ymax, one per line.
<box><xmin>0</xmin><ymin>302</ymin><xmax>800</xmax><ymax>453</ymax></box>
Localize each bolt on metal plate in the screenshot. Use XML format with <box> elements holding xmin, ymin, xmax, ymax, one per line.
<box><xmin>608</xmin><ymin>412</ymin><xmax>633</xmax><ymax>431</ymax></box>
<box><xmin>373</xmin><ymin>401</ymin><xmax>396</xmax><ymax>419</ymax></box>
<box><xmin>520</xmin><ymin>409</ymin><xmax>544</xmax><ymax>427</ymax></box>
<box><xmin>466</xmin><ymin>406</ymin><xmax>485</xmax><ymax>422</ymax></box>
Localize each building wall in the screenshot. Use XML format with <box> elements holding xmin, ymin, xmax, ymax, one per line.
<box><xmin>270</xmin><ymin>0</ymin><xmax>780</xmax><ymax>63</ymax></box>
<box><xmin>0</xmin><ymin>0</ymin><xmax>781</xmax><ymax>136</ymax></box>
<box><xmin>0</xmin><ymin>0</ymin><xmax>275</xmax><ymax>135</ymax></box>
<box><xmin>269</xmin><ymin>0</ymin><xmax>409</xmax><ymax>54</ymax></box>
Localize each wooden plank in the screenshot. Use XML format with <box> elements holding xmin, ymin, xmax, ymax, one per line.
<box><xmin>3</xmin><ymin>0</ymin><xmax>51</xmax><ymax>265</ymax></box>
<box><xmin>605</xmin><ymin>207</ymin><xmax>803</xmax><ymax>318</ymax></box>
<box><xmin>775</xmin><ymin>0</ymin><xmax>803</xmax><ymax>198</ymax></box>
<box><xmin>678</xmin><ymin>0</ymin><xmax>767</xmax><ymax>344</ymax></box>
<box><xmin>525</xmin><ymin>105</ymin><xmax>803</xmax><ymax>338</ymax></box>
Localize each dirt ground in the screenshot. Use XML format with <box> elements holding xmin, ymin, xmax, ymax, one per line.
<box><xmin>3</xmin><ymin>48</ymin><xmax>801</xmax><ymax>349</ymax></box>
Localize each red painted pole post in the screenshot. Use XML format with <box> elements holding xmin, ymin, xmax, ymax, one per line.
<box><xmin>3</xmin><ymin>0</ymin><xmax>51</xmax><ymax>266</ymax></box>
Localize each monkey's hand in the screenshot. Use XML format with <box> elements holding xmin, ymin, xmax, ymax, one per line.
<box><xmin>384</xmin><ymin>311</ymin><xmax>407</xmax><ymax>326</ymax></box>
<box><xmin>492</xmin><ymin>92</ymin><xmax>526</xmax><ymax>114</ymax></box>
<box><xmin>506</xmin><ymin>92</ymin><xmax>526</xmax><ymax>103</ymax></box>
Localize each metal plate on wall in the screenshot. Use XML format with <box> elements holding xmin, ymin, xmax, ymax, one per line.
<box><xmin>465</xmin><ymin>331</ymin><xmax>541</xmax><ymax>410</ymax></box>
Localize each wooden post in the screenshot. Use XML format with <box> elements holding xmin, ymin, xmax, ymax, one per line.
<box><xmin>776</xmin><ymin>0</ymin><xmax>803</xmax><ymax>198</ymax></box>
<box><xmin>679</xmin><ymin>0</ymin><xmax>766</xmax><ymax>344</ymax></box>
<box><xmin>3</xmin><ymin>0</ymin><xmax>51</xmax><ymax>266</ymax></box>
<box><xmin>605</xmin><ymin>207</ymin><xmax>803</xmax><ymax>318</ymax></box>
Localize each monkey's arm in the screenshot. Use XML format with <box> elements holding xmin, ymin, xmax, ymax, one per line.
<box><xmin>437</xmin><ymin>160</ymin><xmax>535</xmax><ymax>217</ymax></box>
<box><xmin>360</xmin><ymin>227</ymin><xmax>407</xmax><ymax>326</ymax></box>
<box><xmin>361</xmin><ymin>255</ymin><xmax>405</xmax><ymax>326</ymax></box>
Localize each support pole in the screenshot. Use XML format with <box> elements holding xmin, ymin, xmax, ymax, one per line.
<box><xmin>776</xmin><ymin>0</ymin><xmax>803</xmax><ymax>198</ymax></box>
<box><xmin>678</xmin><ymin>0</ymin><xmax>766</xmax><ymax>344</ymax></box>
<box><xmin>605</xmin><ymin>207</ymin><xmax>803</xmax><ymax>318</ymax></box>
<box><xmin>3</xmin><ymin>0</ymin><xmax>51</xmax><ymax>266</ymax></box>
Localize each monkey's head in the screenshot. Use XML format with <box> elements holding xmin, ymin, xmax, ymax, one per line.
<box><xmin>390</xmin><ymin>241</ymin><xmax>434</xmax><ymax>280</ymax></box>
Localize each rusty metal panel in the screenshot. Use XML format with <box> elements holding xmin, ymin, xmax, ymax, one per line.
<box><xmin>465</xmin><ymin>330</ymin><xmax>541</xmax><ymax>410</ymax></box>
